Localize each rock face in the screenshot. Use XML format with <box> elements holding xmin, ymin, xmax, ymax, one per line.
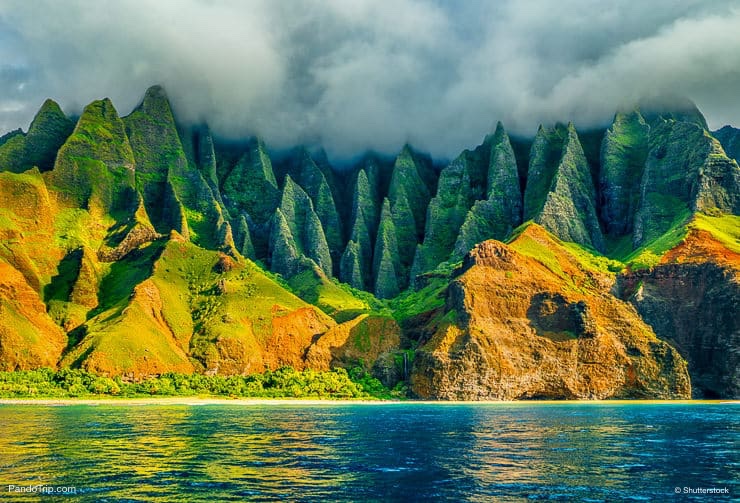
<box><xmin>410</xmin><ymin>226</ymin><xmax>691</xmax><ymax>400</ymax></box>
<box><xmin>305</xmin><ymin>315</ymin><xmax>402</xmax><ymax>372</ymax></box>
<box><xmin>288</xmin><ymin>149</ymin><xmax>343</xmax><ymax>268</ymax></box>
<box><xmin>413</xmin><ymin>123</ymin><xmax>522</xmax><ymax>278</ymax></box>
<box><xmin>618</xmin><ymin>228</ymin><xmax>740</xmax><ymax>398</ymax></box>
<box><xmin>221</xmin><ymin>138</ymin><xmax>280</xmax><ymax>257</ymax></box>
<box><xmin>373</xmin><ymin>199</ymin><xmax>401</xmax><ymax>298</ymax></box>
<box><xmin>413</xmin><ymin>138</ymin><xmax>488</xmax><ymax>275</ymax></box>
<box><xmin>600</xmin><ymin>110</ymin><xmax>650</xmax><ymax>235</ymax></box>
<box><xmin>269</xmin><ymin>176</ymin><xmax>332</xmax><ymax>277</ymax></box>
<box><xmin>524</xmin><ymin>124</ymin><xmax>605</xmax><ymax>251</ymax></box>
<box><xmin>127</xmin><ymin>86</ymin><xmax>233</xmax><ymax>253</ymax></box>
<box><xmin>386</xmin><ymin>146</ymin><xmax>435</xmax><ymax>286</ymax></box>
<box><xmin>632</xmin><ymin>117</ymin><xmax>740</xmax><ymax>247</ymax></box>
<box><xmin>454</xmin><ymin>123</ymin><xmax>522</xmax><ymax>259</ymax></box>
<box><xmin>714</xmin><ymin>125</ymin><xmax>740</xmax><ymax>163</ymax></box>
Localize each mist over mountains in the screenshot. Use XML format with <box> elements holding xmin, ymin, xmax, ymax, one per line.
<box><xmin>1</xmin><ymin>0</ymin><xmax>740</xmax><ymax>159</ymax></box>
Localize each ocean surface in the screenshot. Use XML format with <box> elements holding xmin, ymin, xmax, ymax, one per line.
<box><xmin>0</xmin><ymin>402</ymin><xmax>737</xmax><ymax>501</ymax></box>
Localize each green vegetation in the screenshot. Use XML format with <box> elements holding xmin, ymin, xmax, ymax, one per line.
<box><xmin>390</xmin><ymin>189</ymin><xmax>417</xmax><ymax>283</ymax></box>
<box><xmin>523</xmin><ymin>125</ymin><xmax>566</xmax><ymax>221</ymax></box>
<box><xmin>603</xmin><ymin>205</ymin><xmax>739</xmax><ymax>272</ymax></box>
<box><xmin>509</xmin><ymin>223</ymin><xmax>624</xmax><ymax>280</ymax></box>
<box><xmin>620</xmin><ymin>205</ymin><xmax>691</xmax><ymax>269</ymax></box>
<box><xmin>599</xmin><ymin>110</ymin><xmax>649</xmax><ymax>235</ymax></box>
<box><xmin>634</xmin><ymin>192</ymin><xmax>691</xmax><ymax>249</ymax></box>
<box><xmin>0</xmin><ymin>367</ymin><xmax>391</xmax><ymax>399</ymax></box>
<box><xmin>373</xmin><ymin>199</ymin><xmax>401</xmax><ymax>298</ymax></box>
<box><xmin>509</xmin><ymin>228</ymin><xmax>566</xmax><ymax>279</ymax></box>
<box><xmin>48</xmin><ymin>98</ymin><xmax>136</xmax><ymax>216</ymax></box>
<box><xmin>0</xmin><ymin>87</ymin><xmax>737</xmax><ymax>399</ymax></box>
<box><xmin>390</xmin><ymin>269</ymin><xmax>450</xmax><ymax>324</ymax></box>
<box><xmin>416</xmin><ymin>144</ymin><xmax>483</xmax><ymax>273</ymax></box>
<box><xmin>292</xmin><ymin>149</ymin><xmax>343</xmax><ymax>259</ymax></box>
<box><xmin>287</xmin><ymin>268</ymin><xmax>371</xmax><ymax>321</ymax></box>
<box><xmin>691</xmin><ymin>213</ymin><xmax>740</xmax><ymax>254</ymax></box>
<box><xmin>222</xmin><ymin>138</ymin><xmax>279</xmax><ymax>226</ymax></box>
<box><xmin>388</xmin><ymin>145</ymin><xmax>431</xmax><ymax>237</ymax></box>
<box><xmin>341</xmin><ymin>206</ymin><xmax>373</xmax><ymax>289</ymax></box>
<box><xmin>451</xmin><ymin>122</ymin><xmax>522</xmax><ymax>260</ymax></box>
<box><xmin>0</xmin><ymin>99</ymin><xmax>73</xmax><ymax>173</ymax></box>
<box><xmin>561</xmin><ymin>242</ymin><xmax>625</xmax><ymax>274</ymax></box>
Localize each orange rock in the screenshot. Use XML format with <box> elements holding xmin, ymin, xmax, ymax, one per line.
<box><xmin>0</xmin><ymin>259</ymin><xmax>66</xmax><ymax>370</ymax></box>
<box><xmin>411</xmin><ymin>232</ymin><xmax>691</xmax><ymax>400</ymax></box>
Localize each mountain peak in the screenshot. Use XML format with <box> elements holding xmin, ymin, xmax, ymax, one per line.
<box><xmin>145</xmin><ymin>84</ymin><xmax>167</xmax><ymax>97</ymax></box>
<box><xmin>135</xmin><ymin>84</ymin><xmax>175</xmax><ymax>121</ymax></box>
<box><xmin>36</xmin><ymin>98</ymin><xmax>65</xmax><ymax>118</ymax></box>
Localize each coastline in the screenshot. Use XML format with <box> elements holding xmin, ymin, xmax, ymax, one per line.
<box><xmin>0</xmin><ymin>397</ymin><xmax>737</xmax><ymax>406</ymax></box>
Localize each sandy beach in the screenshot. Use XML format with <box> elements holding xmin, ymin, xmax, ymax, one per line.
<box><xmin>0</xmin><ymin>397</ymin><xmax>736</xmax><ymax>406</ymax></box>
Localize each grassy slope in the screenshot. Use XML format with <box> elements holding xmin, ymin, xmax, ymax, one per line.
<box><xmin>0</xmin><ymin>170</ymin><xmax>61</xmax><ymax>287</ymax></box>
<box><xmin>61</xmin><ymin>234</ymin><xmax>337</xmax><ymax>376</ymax></box>
<box><xmin>690</xmin><ymin>213</ymin><xmax>740</xmax><ymax>254</ymax></box>
<box><xmin>287</xmin><ymin>268</ymin><xmax>376</xmax><ymax>322</ymax></box>
<box><xmin>512</xmin><ymin>212</ymin><xmax>737</xmax><ymax>275</ymax></box>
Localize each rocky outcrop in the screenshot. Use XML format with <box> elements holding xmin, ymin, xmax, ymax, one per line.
<box><xmin>235</xmin><ymin>214</ymin><xmax>256</xmax><ymax>260</ymax></box>
<box><xmin>124</xmin><ymin>85</ymin><xmax>183</xmax><ymax>230</ymax></box>
<box><xmin>350</xmin><ymin>168</ymin><xmax>380</xmax><ymax>240</ymax></box>
<box><xmin>340</xmin><ymin>207</ymin><xmax>372</xmax><ymax>290</ymax></box>
<box><xmin>339</xmin><ymin>240</ymin><xmax>364</xmax><ymax>290</ymax></box>
<box><xmin>386</xmin><ymin>145</ymin><xmax>435</xmax><ymax>286</ymax></box>
<box><xmin>390</xmin><ymin>189</ymin><xmax>416</xmax><ymax>287</ymax></box>
<box><xmin>97</xmin><ymin>192</ymin><xmax>160</xmax><ymax>262</ymax></box>
<box><xmin>388</xmin><ymin>145</ymin><xmax>434</xmax><ymax>237</ymax></box>
<box><xmin>289</xmin><ymin>149</ymin><xmax>343</xmax><ymax>266</ymax></box>
<box><xmin>413</xmin><ymin>137</ymin><xmax>488</xmax><ymax>275</ymax></box>
<box><xmin>410</xmin><ymin>226</ymin><xmax>691</xmax><ymax>400</ymax></box>
<box><xmin>305</xmin><ymin>314</ymin><xmax>401</xmax><ymax>372</ymax></box>
<box><xmin>126</xmin><ymin>86</ymin><xmax>234</xmax><ymax>253</ymax></box>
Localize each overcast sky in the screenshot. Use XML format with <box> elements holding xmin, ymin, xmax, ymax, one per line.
<box><xmin>1</xmin><ymin>0</ymin><xmax>739</xmax><ymax>159</ymax></box>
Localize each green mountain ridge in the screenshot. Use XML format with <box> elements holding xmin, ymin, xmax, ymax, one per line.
<box><xmin>0</xmin><ymin>86</ymin><xmax>738</xmax><ymax>399</ymax></box>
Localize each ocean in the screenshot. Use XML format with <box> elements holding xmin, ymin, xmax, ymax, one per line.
<box><xmin>0</xmin><ymin>402</ymin><xmax>737</xmax><ymax>501</ymax></box>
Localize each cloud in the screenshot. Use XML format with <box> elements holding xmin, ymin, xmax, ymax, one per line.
<box><xmin>1</xmin><ymin>0</ymin><xmax>739</xmax><ymax>159</ymax></box>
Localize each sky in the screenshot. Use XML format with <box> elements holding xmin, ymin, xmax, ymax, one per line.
<box><xmin>1</xmin><ymin>0</ymin><xmax>739</xmax><ymax>159</ymax></box>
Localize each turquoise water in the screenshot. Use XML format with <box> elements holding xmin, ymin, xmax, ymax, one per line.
<box><xmin>0</xmin><ymin>402</ymin><xmax>737</xmax><ymax>501</ymax></box>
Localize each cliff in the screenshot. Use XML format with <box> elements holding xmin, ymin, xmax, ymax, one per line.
<box><xmin>0</xmin><ymin>86</ymin><xmax>736</xmax><ymax>398</ymax></box>
<box><xmin>411</xmin><ymin>226</ymin><xmax>691</xmax><ymax>400</ymax></box>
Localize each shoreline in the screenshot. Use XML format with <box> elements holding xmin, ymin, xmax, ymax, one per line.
<box><xmin>0</xmin><ymin>397</ymin><xmax>737</xmax><ymax>406</ymax></box>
